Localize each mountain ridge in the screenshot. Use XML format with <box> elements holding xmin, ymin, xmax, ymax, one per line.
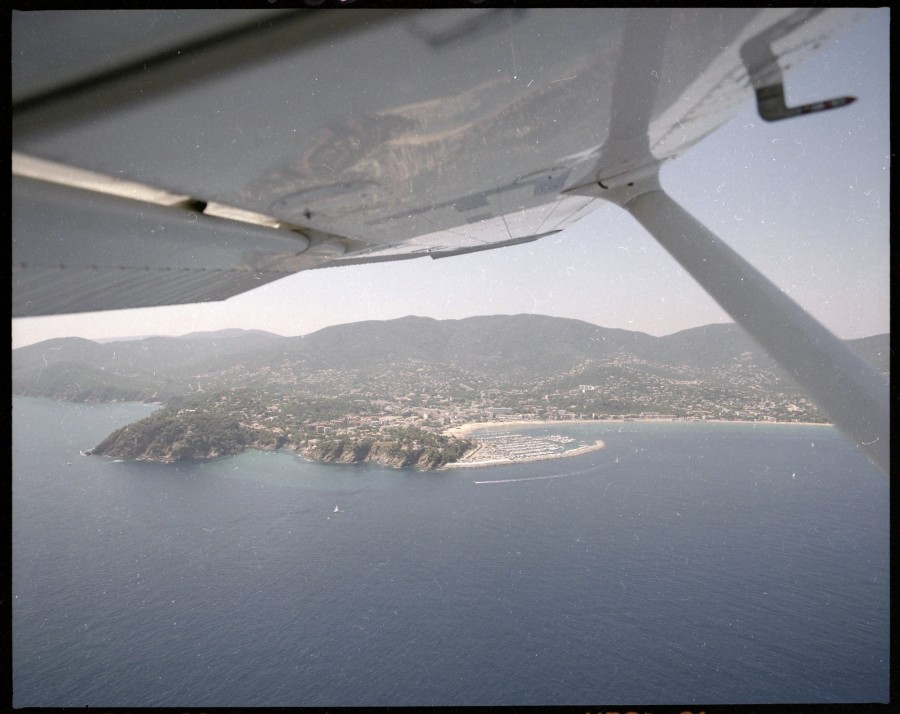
<box><xmin>13</xmin><ymin>314</ymin><xmax>889</xmax><ymax>406</ymax></box>
<box><xmin>16</xmin><ymin>314</ymin><xmax>887</xmax><ymax>467</ymax></box>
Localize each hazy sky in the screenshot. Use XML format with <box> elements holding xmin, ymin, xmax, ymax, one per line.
<box><xmin>11</xmin><ymin>9</ymin><xmax>889</xmax><ymax>349</ymax></box>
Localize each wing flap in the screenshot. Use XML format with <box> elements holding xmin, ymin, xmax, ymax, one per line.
<box><xmin>12</xmin><ymin>175</ymin><xmax>323</xmax><ymax>316</ymax></box>
<box><xmin>13</xmin><ymin>265</ymin><xmax>292</xmax><ymax>318</ymax></box>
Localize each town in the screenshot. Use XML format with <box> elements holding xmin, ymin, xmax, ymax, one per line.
<box><xmin>16</xmin><ymin>315</ymin><xmax>868</xmax><ymax>466</ymax></box>
<box><xmin>127</xmin><ymin>348</ymin><xmax>826</xmax><ymax>466</ymax></box>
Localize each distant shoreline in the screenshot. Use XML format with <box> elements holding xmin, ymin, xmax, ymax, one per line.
<box><xmin>444</xmin><ymin>417</ymin><xmax>831</xmax><ymax>438</ymax></box>
<box><xmin>442</xmin><ymin>418</ymin><xmax>830</xmax><ymax>469</ymax></box>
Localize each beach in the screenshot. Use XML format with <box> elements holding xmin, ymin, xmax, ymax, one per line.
<box><xmin>443</xmin><ymin>417</ymin><xmax>831</xmax><ymax>469</ymax></box>
<box><xmin>444</xmin><ymin>419</ymin><xmax>582</xmax><ymax>438</ymax></box>
<box><xmin>445</xmin><ymin>417</ymin><xmax>831</xmax><ymax>438</ymax></box>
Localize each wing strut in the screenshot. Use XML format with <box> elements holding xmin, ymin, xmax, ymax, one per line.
<box><xmin>622</xmin><ymin>177</ymin><xmax>889</xmax><ymax>477</ymax></box>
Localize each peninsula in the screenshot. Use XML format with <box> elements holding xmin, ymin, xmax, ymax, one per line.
<box><xmin>85</xmin><ymin>394</ymin><xmax>474</xmax><ymax>469</ymax></box>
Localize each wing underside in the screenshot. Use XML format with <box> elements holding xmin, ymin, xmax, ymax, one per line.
<box><xmin>12</xmin><ymin>8</ymin><xmax>862</xmax><ymax>316</ymax></box>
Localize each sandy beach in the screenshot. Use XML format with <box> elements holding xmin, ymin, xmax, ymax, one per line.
<box><xmin>445</xmin><ymin>417</ymin><xmax>831</xmax><ymax>438</ymax></box>
<box><xmin>444</xmin><ymin>419</ymin><xmax>574</xmax><ymax>438</ymax></box>
<box><xmin>442</xmin><ymin>417</ymin><xmax>830</xmax><ymax>469</ymax></box>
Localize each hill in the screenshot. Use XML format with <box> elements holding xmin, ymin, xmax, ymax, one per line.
<box><xmin>13</xmin><ymin>315</ymin><xmax>888</xmax><ymax>404</ymax></box>
<box><xmin>17</xmin><ymin>315</ymin><xmax>886</xmax><ymax>466</ymax></box>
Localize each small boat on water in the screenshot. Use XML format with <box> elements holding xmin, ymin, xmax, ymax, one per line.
<box><xmin>333</xmin><ymin>506</ymin><xmax>341</xmax><ymax>513</ymax></box>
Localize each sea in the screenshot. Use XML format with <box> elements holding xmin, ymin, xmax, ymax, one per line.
<box><xmin>12</xmin><ymin>396</ymin><xmax>889</xmax><ymax>707</ymax></box>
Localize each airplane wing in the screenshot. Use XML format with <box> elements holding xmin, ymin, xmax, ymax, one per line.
<box><xmin>12</xmin><ymin>7</ymin><xmax>863</xmax><ymax>316</ymax></box>
<box><xmin>11</xmin><ymin>8</ymin><xmax>888</xmax><ymax>476</ymax></box>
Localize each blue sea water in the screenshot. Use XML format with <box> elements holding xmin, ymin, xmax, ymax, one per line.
<box><xmin>12</xmin><ymin>397</ymin><xmax>889</xmax><ymax>707</ymax></box>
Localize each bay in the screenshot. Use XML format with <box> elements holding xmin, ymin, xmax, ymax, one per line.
<box><xmin>12</xmin><ymin>397</ymin><xmax>889</xmax><ymax>707</ymax></box>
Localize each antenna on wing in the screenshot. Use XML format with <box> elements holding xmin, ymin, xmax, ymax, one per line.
<box><xmin>752</xmin><ymin>82</ymin><xmax>856</xmax><ymax>122</ymax></box>
<box><xmin>740</xmin><ymin>10</ymin><xmax>858</xmax><ymax>122</ymax></box>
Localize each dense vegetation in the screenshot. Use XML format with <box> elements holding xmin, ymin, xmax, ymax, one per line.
<box><xmin>306</xmin><ymin>427</ymin><xmax>473</xmax><ymax>469</ymax></box>
<box><xmin>90</xmin><ymin>404</ymin><xmax>252</xmax><ymax>461</ymax></box>
<box><xmin>86</xmin><ymin>388</ymin><xmax>474</xmax><ymax>467</ymax></box>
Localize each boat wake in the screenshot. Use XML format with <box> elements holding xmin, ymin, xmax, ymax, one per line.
<box><xmin>474</xmin><ymin>466</ymin><xmax>597</xmax><ymax>485</ymax></box>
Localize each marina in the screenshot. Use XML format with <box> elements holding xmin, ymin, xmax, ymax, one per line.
<box><xmin>445</xmin><ymin>430</ymin><xmax>604</xmax><ymax>469</ymax></box>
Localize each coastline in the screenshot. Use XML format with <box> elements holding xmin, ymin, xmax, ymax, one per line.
<box><xmin>444</xmin><ymin>417</ymin><xmax>830</xmax><ymax>438</ymax></box>
<box><xmin>445</xmin><ymin>419</ymin><xmax>570</xmax><ymax>438</ymax></box>
<box><xmin>442</xmin><ymin>417</ymin><xmax>830</xmax><ymax>470</ymax></box>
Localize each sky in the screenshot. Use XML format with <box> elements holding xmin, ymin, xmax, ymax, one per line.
<box><xmin>11</xmin><ymin>8</ymin><xmax>890</xmax><ymax>349</ymax></box>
